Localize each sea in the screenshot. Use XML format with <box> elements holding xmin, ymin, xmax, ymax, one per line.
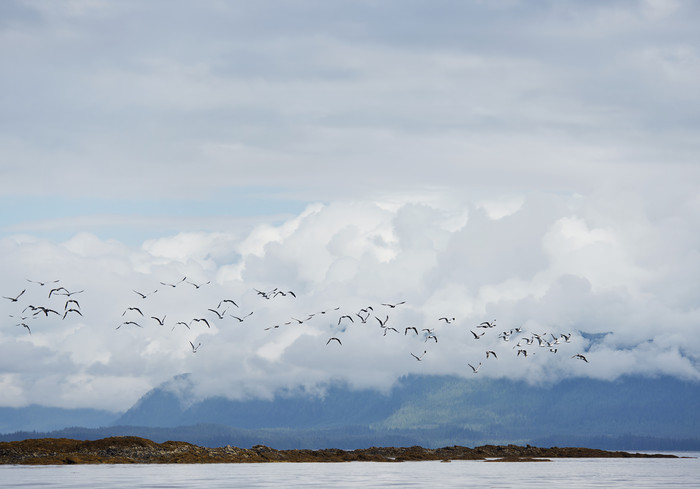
<box><xmin>1</xmin><ymin>452</ymin><xmax>697</xmax><ymax>488</ymax></box>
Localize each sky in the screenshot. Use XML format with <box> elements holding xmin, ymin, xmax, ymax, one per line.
<box><xmin>1</xmin><ymin>0</ymin><xmax>699</xmax><ymax>412</ymax></box>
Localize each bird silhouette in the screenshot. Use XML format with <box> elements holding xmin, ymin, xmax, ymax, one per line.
<box><xmin>411</xmin><ymin>350</ymin><xmax>427</xmax><ymax>361</ymax></box>
<box><xmin>3</xmin><ymin>289</ymin><xmax>26</xmax><ymax>302</ymax></box>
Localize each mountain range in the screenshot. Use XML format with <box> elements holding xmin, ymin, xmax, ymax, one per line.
<box><xmin>2</xmin><ymin>374</ymin><xmax>698</xmax><ymax>450</ymax></box>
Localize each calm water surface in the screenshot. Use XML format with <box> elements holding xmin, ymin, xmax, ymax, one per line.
<box><xmin>1</xmin><ymin>453</ymin><xmax>697</xmax><ymax>488</ymax></box>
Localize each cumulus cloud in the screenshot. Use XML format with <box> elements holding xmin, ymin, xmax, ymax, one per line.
<box><xmin>1</xmin><ymin>191</ymin><xmax>699</xmax><ymax>411</ymax></box>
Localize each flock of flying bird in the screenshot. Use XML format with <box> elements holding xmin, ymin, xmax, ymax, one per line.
<box><xmin>3</xmin><ymin>277</ymin><xmax>590</xmax><ymax>373</ymax></box>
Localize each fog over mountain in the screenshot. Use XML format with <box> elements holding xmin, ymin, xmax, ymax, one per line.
<box><xmin>1</xmin><ymin>1</ymin><xmax>699</xmax><ymax>417</ymax></box>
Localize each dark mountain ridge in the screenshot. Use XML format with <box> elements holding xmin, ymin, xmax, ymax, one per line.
<box><xmin>1</xmin><ymin>374</ymin><xmax>698</xmax><ymax>450</ymax></box>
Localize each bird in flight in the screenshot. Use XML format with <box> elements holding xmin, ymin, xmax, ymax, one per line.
<box><xmin>326</xmin><ymin>337</ymin><xmax>342</xmax><ymax>346</ymax></box>
<box><xmin>62</xmin><ymin>309</ymin><xmax>83</xmax><ymax>320</ymax></box>
<box><xmin>190</xmin><ymin>318</ymin><xmax>211</xmax><ymax>328</ymax></box>
<box><xmin>32</xmin><ymin>306</ymin><xmax>61</xmax><ymax>317</ymax></box>
<box><xmin>3</xmin><ymin>289</ymin><xmax>26</xmax><ymax>302</ymax></box>
<box><xmin>405</xmin><ymin>326</ymin><xmax>418</xmax><ymax>335</ymax></box>
<box><xmin>486</xmin><ymin>350</ymin><xmax>497</xmax><ymax>359</ymax></box>
<box><xmin>230</xmin><ymin>312</ymin><xmax>253</xmax><ymax>322</ymax></box>
<box><xmin>122</xmin><ymin>307</ymin><xmax>144</xmax><ymax>317</ymax></box>
<box><xmin>338</xmin><ymin>315</ymin><xmax>354</xmax><ymax>325</ymax></box>
<box><xmin>273</xmin><ymin>290</ymin><xmax>297</xmax><ymax>298</ymax></box>
<box><xmin>189</xmin><ymin>341</ymin><xmax>201</xmax><ymax>353</ymax></box>
<box><xmin>160</xmin><ymin>277</ymin><xmax>187</xmax><ymax>288</ymax></box>
<box><xmin>17</xmin><ymin>323</ymin><xmax>32</xmax><ymax>335</ymax></box>
<box><xmin>133</xmin><ymin>289</ymin><xmax>157</xmax><ymax>299</ymax></box>
<box><xmin>411</xmin><ymin>350</ymin><xmax>427</xmax><ymax>361</ymax></box>
<box><xmin>468</xmin><ymin>362</ymin><xmax>482</xmax><ymax>373</ymax></box>
<box><xmin>48</xmin><ymin>287</ymin><xmax>69</xmax><ymax>298</ymax></box>
<box><xmin>27</xmin><ymin>279</ymin><xmax>59</xmax><ymax>287</ymax></box>
<box><xmin>116</xmin><ymin>321</ymin><xmax>142</xmax><ymax>330</ymax></box>
<box><xmin>382</xmin><ymin>301</ymin><xmax>406</xmax><ymax>308</ymax></box>
<box><xmin>218</xmin><ymin>299</ymin><xmax>238</xmax><ymax>309</ymax></box>
<box><xmin>208</xmin><ymin>309</ymin><xmax>227</xmax><ymax>320</ymax></box>
<box><xmin>151</xmin><ymin>315</ymin><xmax>166</xmax><ymax>326</ymax></box>
<box><xmin>186</xmin><ymin>280</ymin><xmax>210</xmax><ymax>289</ymax></box>
<box><xmin>478</xmin><ymin>320</ymin><xmax>496</xmax><ymax>328</ymax></box>
<box><xmin>470</xmin><ymin>330</ymin><xmax>485</xmax><ymax>339</ymax></box>
<box><xmin>572</xmin><ymin>353</ymin><xmax>589</xmax><ymax>363</ymax></box>
<box><xmin>438</xmin><ymin>317</ymin><xmax>455</xmax><ymax>324</ymax></box>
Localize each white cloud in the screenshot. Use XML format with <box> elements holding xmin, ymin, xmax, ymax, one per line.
<box><xmin>1</xmin><ymin>190</ymin><xmax>699</xmax><ymax>410</ymax></box>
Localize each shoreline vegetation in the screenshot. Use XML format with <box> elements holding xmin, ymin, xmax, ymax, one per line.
<box><xmin>0</xmin><ymin>436</ymin><xmax>681</xmax><ymax>465</ymax></box>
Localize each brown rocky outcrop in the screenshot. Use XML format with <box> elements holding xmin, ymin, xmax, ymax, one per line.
<box><xmin>0</xmin><ymin>437</ymin><xmax>678</xmax><ymax>465</ymax></box>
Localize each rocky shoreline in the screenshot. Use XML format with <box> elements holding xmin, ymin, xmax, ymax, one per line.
<box><xmin>0</xmin><ymin>436</ymin><xmax>680</xmax><ymax>465</ymax></box>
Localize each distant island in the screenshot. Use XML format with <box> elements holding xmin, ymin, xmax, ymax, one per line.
<box><xmin>0</xmin><ymin>437</ymin><xmax>679</xmax><ymax>465</ymax></box>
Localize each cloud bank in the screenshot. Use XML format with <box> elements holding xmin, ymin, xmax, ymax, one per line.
<box><xmin>1</xmin><ymin>191</ymin><xmax>699</xmax><ymax>411</ymax></box>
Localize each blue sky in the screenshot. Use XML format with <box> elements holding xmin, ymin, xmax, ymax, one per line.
<box><xmin>1</xmin><ymin>0</ymin><xmax>699</xmax><ymax>411</ymax></box>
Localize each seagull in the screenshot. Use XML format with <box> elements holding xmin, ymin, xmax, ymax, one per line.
<box><xmin>478</xmin><ymin>320</ymin><xmax>496</xmax><ymax>328</ymax></box>
<box><xmin>122</xmin><ymin>307</ymin><xmax>144</xmax><ymax>317</ymax></box>
<box><xmin>486</xmin><ymin>350</ymin><xmax>497</xmax><ymax>359</ymax></box>
<box><xmin>356</xmin><ymin>312</ymin><xmax>369</xmax><ymax>323</ymax></box>
<box><xmin>326</xmin><ymin>337</ymin><xmax>342</xmax><ymax>346</ymax></box>
<box><xmin>411</xmin><ymin>350</ymin><xmax>427</xmax><ymax>361</ymax></box>
<box><xmin>190</xmin><ymin>318</ymin><xmax>211</xmax><ymax>328</ymax></box>
<box><xmin>27</xmin><ymin>279</ymin><xmax>60</xmax><ymax>287</ymax></box>
<box><xmin>56</xmin><ymin>289</ymin><xmax>84</xmax><ymax>297</ymax></box>
<box><xmin>151</xmin><ymin>315</ymin><xmax>167</xmax><ymax>326</ymax></box>
<box><xmin>517</xmin><ymin>349</ymin><xmax>532</xmax><ymax>357</ymax></box>
<box><xmin>498</xmin><ymin>331</ymin><xmax>511</xmax><ymax>341</ymax></box>
<box><xmin>468</xmin><ymin>362</ymin><xmax>482</xmax><ymax>373</ymax></box>
<box><xmin>218</xmin><ymin>299</ymin><xmax>238</xmax><ymax>309</ymax></box>
<box><xmin>382</xmin><ymin>327</ymin><xmax>399</xmax><ymax>336</ymax></box>
<box><xmin>160</xmin><ymin>276</ymin><xmax>187</xmax><ymax>288</ymax></box>
<box><xmin>64</xmin><ymin>299</ymin><xmax>81</xmax><ymax>310</ymax></box>
<box><xmin>3</xmin><ymin>289</ymin><xmax>26</xmax><ymax>302</ymax></box>
<box><xmin>172</xmin><ymin>321</ymin><xmax>190</xmax><ymax>331</ymax></box>
<box><xmin>572</xmin><ymin>353</ymin><xmax>589</xmax><ymax>363</ymax></box>
<box><xmin>382</xmin><ymin>301</ymin><xmax>406</xmax><ymax>308</ymax></box>
<box><xmin>438</xmin><ymin>317</ymin><xmax>456</xmax><ymax>324</ymax></box>
<box><xmin>208</xmin><ymin>309</ymin><xmax>227</xmax><ymax>320</ymax></box>
<box><xmin>375</xmin><ymin>315</ymin><xmax>389</xmax><ymax>327</ymax></box>
<box><xmin>273</xmin><ymin>290</ymin><xmax>297</xmax><ymax>298</ymax></box>
<box><xmin>470</xmin><ymin>330</ymin><xmax>485</xmax><ymax>339</ymax></box>
<box><xmin>230</xmin><ymin>312</ymin><xmax>253</xmax><ymax>322</ymax></box>
<box><xmin>116</xmin><ymin>321</ymin><xmax>142</xmax><ymax>330</ymax></box>
<box><xmin>133</xmin><ymin>289</ymin><xmax>157</xmax><ymax>299</ymax></box>
<box><xmin>62</xmin><ymin>308</ymin><xmax>83</xmax><ymax>320</ymax></box>
<box><xmin>338</xmin><ymin>315</ymin><xmax>354</xmax><ymax>325</ymax></box>
<box><xmin>18</xmin><ymin>323</ymin><xmax>31</xmax><ymax>335</ymax></box>
<box><xmin>48</xmin><ymin>287</ymin><xmax>69</xmax><ymax>298</ymax></box>
<box><xmin>560</xmin><ymin>333</ymin><xmax>572</xmax><ymax>343</ymax></box>
<box><xmin>33</xmin><ymin>306</ymin><xmax>61</xmax><ymax>317</ymax></box>
<box><xmin>186</xmin><ymin>280</ymin><xmax>210</xmax><ymax>289</ymax></box>
<box><xmin>405</xmin><ymin>326</ymin><xmax>418</xmax><ymax>335</ymax></box>
<box><xmin>189</xmin><ymin>341</ymin><xmax>201</xmax><ymax>353</ymax></box>
<box><xmin>425</xmin><ymin>334</ymin><xmax>438</xmax><ymax>343</ymax></box>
